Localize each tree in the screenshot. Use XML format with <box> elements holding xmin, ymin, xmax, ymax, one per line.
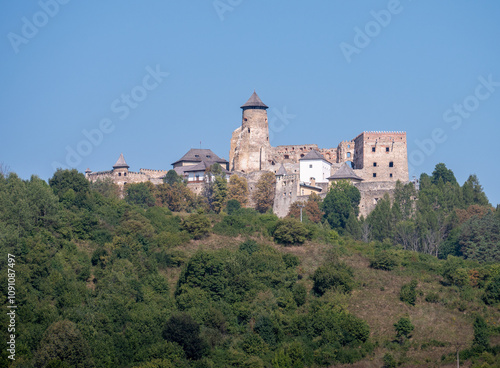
<box><xmin>125</xmin><ymin>182</ymin><xmax>156</xmax><ymax>208</ymax></box>
<box><xmin>252</xmin><ymin>172</ymin><xmax>276</xmax><ymax>213</ymax></box>
<box><xmin>164</xmin><ymin>169</ymin><xmax>184</xmax><ymax>185</ymax></box>
<box><xmin>431</xmin><ymin>163</ymin><xmax>457</xmax><ymax>186</ymax></box>
<box><xmin>472</xmin><ymin>315</ymin><xmax>489</xmax><ymax>352</ymax></box>
<box><xmin>462</xmin><ymin>174</ymin><xmax>490</xmax><ymax>207</ymax></box>
<box><xmin>212</xmin><ymin>176</ymin><xmax>228</xmax><ymax>213</ymax></box>
<box><xmin>399</xmin><ymin>280</ymin><xmax>418</xmax><ymax>306</ymax></box>
<box><xmin>202</xmin><ymin>164</ymin><xmax>227</xmax><ymax>213</ymax></box>
<box><xmin>273</xmin><ymin>218</ymin><xmax>309</xmax><ymax>245</ymax></box>
<box><xmin>33</xmin><ymin>320</ymin><xmax>94</xmax><ymax>368</ymax></box>
<box><xmin>392</xmin><ymin>181</ymin><xmax>417</xmax><ymax>221</ymax></box>
<box><xmin>163</xmin><ymin>313</ymin><xmax>206</xmax><ymax>360</ymax></box>
<box><xmin>227</xmin><ymin>175</ymin><xmax>248</xmax><ymax>207</ymax></box>
<box><xmin>312</xmin><ymin>262</ymin><xmax>354</xmax><ymax>295</ymax></box>
<box><xmin>156</xmin><ymin>182</ymin><xmax>200</xmax><ymax>212</ymax></box>
<box><xmin>49</xmin><ymin>169</ymin><xmax>89</xmax><ymax>197</ymax></box>
<box><xmin>394</xmin><ymin>316</ymin><xmax>414</xmax><ymax>344</ymax></box>
<box><xmin>181</xmin><ymin>213</ymin><xmax>211</xmax><ymax>239</ymax></box>
<box><xmin>287</xmin><ymin>194</ymin><xmax>324</xmax><ymax>223</ymax></box>
<box><xmin>89</xmin><ymin>177</ymin><xmax>120</xmax><ymax>199</ymax></box>
<box><xmin>322</xmin><ymin>180</ymin><xmax>360</xmax><ymax>230</ymax></box>
<box><xmin>366</xmin><ymin>194</ymin><xmax>393</xmax><ymax>241</ymax></box>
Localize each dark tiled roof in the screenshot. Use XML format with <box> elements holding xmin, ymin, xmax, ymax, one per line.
<box><xmin>300</xmin><ymin>150</ymin><xmax>328</xmax><ymax>161</ymax></box>
<box><xmin>240</xmin><ymin>91</ymin><xmax>269</xmax><ymax>109</ymax></box>
<box><xmin>276</xmin><ymin>164</ymin><xmax>287</xmax><ymax>176</ymax></box>
<box><xmin>113</xmin><ymin>153</ymin><xmax>129</xmax><ymax>169</ymax></box>
<box><xmin>182</xmin><ymin>161</ymin><xmax>230</xmax><ymax>173</ymax></box>
<box><xmin>327</xmin><ymin>163</ymin><xmax>363</xmax><ymax>181</ymax></box>
<box><xmin>172</xmin><ymin>149</ymin><xmax>228</xmax><ymax>166</ymax></box>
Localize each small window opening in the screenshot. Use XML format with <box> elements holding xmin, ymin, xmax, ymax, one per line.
<box><xmin>309</xmin><ymin>164</ymin><xmax>312</xmax><ymax>168</ymax></box>
<box><xmin>373</xmin><ymin>162</ymin><xmax>377</xmax><ymax>167</ymax></box>
<box><xmin>389</xmin><ymin>161</ymin><xmax>394</xmax><ymax>167</ymax></box>
<box><xmin>390</xmin><ymin>173</ymin><xmax>393</xmax><ymax>178</ymax></box>
<box><xmin>372</xmin><ymin>147</ymin><xmax>376</xmax><ymax>152</ymax></box>
<box><xmin>248</xmin><ymin>128</ymin><xmax>250</xmax><ymax>133</ymax></box>
<box><xmin>373</xmin><ymin>173</ymin><xmax>377</xmax><ymax>178</ymax></box>
<box><xmin>386</xmin><ymin>147</ymin><xmax>390</xmax><ymax>152</ymax></box>
<box><xmin>284</xmin><ymin>154</ymin><xmax>289</xmax><ymax>159</ymax></box>
<box><xmin>347</xmin><ymin>152</ymin><xmax>351</xmax><ymax>158</ymax></box>
<box><xmin>124</xmin><ymin>173</ymin><xmax>127</xmax><ymax>177</ymax></box>
<box><xmin>118</xmin><ymin>172</ymin><xmax>121</xmax><ymax>176</ymax></box>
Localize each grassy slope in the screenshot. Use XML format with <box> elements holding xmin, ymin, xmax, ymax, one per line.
<box><xmin>161</xmin><ymin>231</ymin><xmax>500</xmax><ymax>367</ymax></box>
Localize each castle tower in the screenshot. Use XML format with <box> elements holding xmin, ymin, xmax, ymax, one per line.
<box><xmin>112</xmin><ymin>153</ymin><xmax>130</xmax><ymax>178</ymax></box>
<box><xmin>229</xmin><ymin>91</ymin><xmax>271</xmax><ymax>172</ymax></box>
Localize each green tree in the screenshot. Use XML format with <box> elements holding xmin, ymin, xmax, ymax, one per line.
<box><xmin>394</xmin><ymin>316</ymin><xmax>414</xmax><ymax>343</ymax></box>
<box><xmin>89</xmin><ymin>177</ymin><xmax>120</xmax><ymax>199</ymax></box>
<box><xmin>49</xmin><ymin>169</ymin><xmax>90</xmax><ymax>197</ymax></box>
<box><xmin>181</xmin><ymin>213</ymin><xmax>211</xmax><ymax>239</ymax></box>
<box><xmin>125</xmin><ymin>182</ymin><xmax>156</xmax><ymax>208</ymax></box>
<box><xmin>312</xmin><ymin>262</ymin><xmax>354</xmax><ymax>295</ymax></box>
<box><xmin>366</xmin><ymin>194</ymin><xmax>393</xmax><ymax>241</ymax></box>
<box><xmin>212</xmin><ymin>176</ymin><xmax>228</xmax><ymax>213</ymax></box>
<box><xmin>163</xmin><ymin>313</ymin><xmax>206</xmax><ymax>360</ymax></box>
<box><xmin>472</xmin><ymin>315</ymin><xmax>489</xmax><ymax>352</ymax></box>
<box><xmin>164</xmin><ymin>169</ymin><xmax>184</xmax><ymax>185</ymax></box>
<box><xmin>273</xmin><ymin>218</ymin><xmax>310</xmax><ymax>245</ymax></box>
<box><xmin>322</xmin><ymin>180</ymin><xmax>360</xmax><ymax>230</ymax></box>
<box><xmin>253</xmin><ymin>172</ymin><xmax>276</xmax><ymax>213</ymax></box>
<box><xmin>431</xmin><ymin>163</ymin><xmax>457</xmax><ymax>186</ymax></box>
<box><xmin>399</xmin><ymin>280</ymin><xmax>418</xmax><ymax>306</ymax></box>
<box><xmin>33</xmin><ymin>320</ymin><xmax>94</xmax><ymax>368</ymax></box>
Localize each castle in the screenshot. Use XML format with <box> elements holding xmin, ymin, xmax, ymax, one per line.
<box><xmin>86</xmin><ymin>91</ymin><xmax>409</xmax><ymax>217</ymax></box>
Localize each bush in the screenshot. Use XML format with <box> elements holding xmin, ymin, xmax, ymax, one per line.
<box><xmin>483</xmin><ymin>275</ymin><xmax>500</xmax><ymax>305</ymax></box>
<box><xmin>383</xmin><ymin>353</ymin><xmax>397</xmax><ymax>368</ymax></box>
<box><xmin>292</xmin><ymin>282</ymin><xmax>307</xmax><ymax>307</ymax></box>
<box><xmin>425</xmin><ymin>292</ymin><xmax>440</xmax><ymax>303</ymax></box>
<box><xmin>225</xmin><ymin>199</ymin><xmax>241</xmax><ymax>215</ymax></box>
<box><xmin>273</xmin><ymin>218</ymin><xmax>310</xmax><ymax>245</ymax></box>
<box><xmin>312</xmin><ymin>262</ymin><xmax>355</xmax><ymax>296</ymax></box>
<box><xmin>181</xmin><ymin>213</ymin><xmax>211</xmax><ymax>239</ymax></box>
<box><xmin>370</xmin><ymin>251</ymin><xmax>398</xmax><ymax>271</ymax></box>
<box><xmin>394</xmin><ymin>316</ymin><xmax>414</xmax><ymax>343</ymax></box>
<box><xmin>400</xmin><ymin>280</ymin><xmax>418</xmax><ymax>306</ymax></box>
<box><xmin>163</xmin><ymin>313</ymin><xmax>207</xmax><ymax>360</ymax></box>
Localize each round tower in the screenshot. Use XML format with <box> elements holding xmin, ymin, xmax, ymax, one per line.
<box><xmin>230</xmin><ymin>91</ymin><xmax>271</xmax><ymax>172</ymax></box>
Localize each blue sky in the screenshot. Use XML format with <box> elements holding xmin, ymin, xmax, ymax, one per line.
<box><xmin>1</xmin><ymin>1</ymin><xmax>499</xmax><ymax>205</ymax></box>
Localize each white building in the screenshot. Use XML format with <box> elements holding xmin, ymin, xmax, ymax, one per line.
<box><xmin>299</xmin><ymin>150</ymin><xmax>332</xmax><ymax>185</ymax></box>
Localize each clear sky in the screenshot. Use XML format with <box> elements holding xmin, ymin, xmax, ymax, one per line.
<box><xmin>1</xmin><ymin>1</ymin><xmax>499</xmax><ymax>205</ymax></box>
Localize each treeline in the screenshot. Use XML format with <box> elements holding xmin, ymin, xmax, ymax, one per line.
<box><xmin>0</xmin><ymin>169</ymin><xmax>371</xmax><ymax>367</ymax></box>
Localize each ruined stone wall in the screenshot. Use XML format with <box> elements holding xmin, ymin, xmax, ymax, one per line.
<box><xmin>355</xmin><ymin>180</ymin><xmax>400</xmax><ymax>218</ymax></box>
<box><xmin>273</xmin><ymin>173</ymin><xmax>299</xmax><ymax>218</ymax></box>
<box><xmin>336</xmin><ymin>140</ymin><xmax>355</xmax><ymax>164</ymax></box>
<box><xmin>264</xmin><ymin>145</ymin><xmax>338</xmax><ymax>169</ymax></box>
<box><xmin>353</xmin><ymin>132</ymin><xmax>408</xmax><ymax>182</ymax></box>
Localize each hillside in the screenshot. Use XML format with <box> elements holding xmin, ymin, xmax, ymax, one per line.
<box><xmin>1</xmin><ymin>166</ymin><xmax>500</xmax><ymax>368</ymax></box>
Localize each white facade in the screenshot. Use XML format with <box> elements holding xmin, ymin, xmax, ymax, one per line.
<box><xmin>299</xmin><ymin>158</ymin><xmax>331</xmax><ymax>184</ymax></box>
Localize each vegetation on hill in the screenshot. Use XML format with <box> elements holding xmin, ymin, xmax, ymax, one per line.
<box><xmin>0</xmin><ymin>163</ymin><xmax>499</xmax><ymax>367</ymax></box>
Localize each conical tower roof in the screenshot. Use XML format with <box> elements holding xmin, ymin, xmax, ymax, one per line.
<box><xmin>276</xmin><ymin>164</ymin><xmax>287</xmax><ymax>176</ymax></box>
<box><xmin>240</xmin><ymin>91</ymin><xmax>268</xmax><ymax>110</ymax></box>
<box><xmin>113</xmin><ymin>153</ymin><xmax>129</xmax><ymax>169</ymax></box>
<box><xmin>327</xmin><ymin>162</ymin><xmax>363</xmax><ymax>181</ymax></box>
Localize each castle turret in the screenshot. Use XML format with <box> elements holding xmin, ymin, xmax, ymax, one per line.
<box><xmin>230</xmin><ymin>91</ymin><xmax>271</xmax><ymax>172</ymax></box>
<box><xmin>113</xmin><ymin>153</ymin><xmax>129</xmax><ymax>178</ymax></box>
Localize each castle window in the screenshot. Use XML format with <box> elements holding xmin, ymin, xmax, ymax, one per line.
<box><xmin>373</xmin><ymin>162</ymin><xmax>377</xmax><ymax>167</ymax></box>
<box><xmin>300</xmin><ymin>154</ymin><xmax>304</xmax><ymax>158</ymax></box>
<box><xmin>244</xmin><ymin>118</ymin><xmax>247</xmax><ymax>121</ymax></box>
<box><xmin>195</xmin><ymin>154</ymin><xmax>199</xmax><ymax>158</ymax></box>
<box><xmin>124</xmin><ymin>173</ymin><xmax>127</xmax><ymax>177</ymax></box>
<box><xmin>348</xmin><ymin>144</ymin><xmax>350</xmax><ymax>148</ymax></box>
<box><xmin>118</xmin><ymin>173</ymin><xmax>121</xmax><ymax>177</ymax></box>
<box><xmin>373</xmin><ymin>173</ymin><xmax>377</xmax><ymax>177</ymax></box>
<box><xmin>372</xmin><ymin>147</ymin><xmax>376</xmax><ymax>152</ymax></box>
<box><xmin>309</xmin><ymin>164</ymin><xmax>312</xmax><ymax>168</ymax></box>
<box><xmin>386</xmin><ymin>147</ymin><xmax>390</xmax><ymax>152</ymax></box>
<box><xmin>389</xmin><ymin>161</ymin><xmax>394</xmax><ymax>167</ymax></box>
<box><xmin>206</xmin><ymin>155</ymin><xmax>211</xmax><ymax>158</ymax></box>
<box><xmin>284</xmin><ymin>155</ymin><xmax>289</xmax><ymax>159</ymax></box>
<box><xmin>390</xmin><ymin>173</ymin><xmax>393</xmax><ymax>178</ymax></box>
<box><xmin>347</xmin><ymin>152</ymin><xmax>351</xmax><ymax>158</ymax></box>
<box><xmin>248</xmin><ymin>128</ymin><xmax>250</xmax><ymax>133</ymax></box>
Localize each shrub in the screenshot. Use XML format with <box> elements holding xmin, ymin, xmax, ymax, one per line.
<box><xmin>425</xmin><ymin>292</ymin><xmax>440</xmax><ymax>303</ymax></box>
<box><xmin>181</xmin><ymin>213</ymin><xmax>211</xmax><ymax>239</ymax></box>
<box><xmin>370</xmin><ymin>251</ymin><xmax>398</xmax><ymax>271</ymax></box>
<box><xmin>292</xmin><ymin>282</ymin><xmax>307</xmax><ymax>307</ymax></box>
<box><xmin>400</xmin><ymin>280</ymin><xmax>418</xmax><ymax>306</ymax></box>
<box><xmin>394</xmin><ymin>316</ymin><xmax>414</xmax><ymax>343</ymax></box>
<box><xmin>225</xmin><ymin>199</ymin><xmax>241</xmax><ymax>215</ymax></box>
<box><xmin>312</xmin><ymin>262</ymin><xmax>355</xmax><ymax>296</ymax></box>
<box><xmin>383</xmin><ymin>353</ymin><xmax>397</xmax><ymax>368</ymax></box>
<box><xmin>273</xmin><ymin>218</ymin><xmax>310</xmax><ymax>245</ymax></box>
<box><xmin>483</xmin><ymin>275</ymin><xmax>500</xmax><ymax>305</ymax></box>
<box><xmin>163</xmin><ymin>313</ymin><xmax>207</xmax><ymax>360</ymax></box>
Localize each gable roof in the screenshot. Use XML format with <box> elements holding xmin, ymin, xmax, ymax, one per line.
<box><xmin>113</xmin><ymin>153</ymin><xmax>129</xmax><ymax>169</ymax></box>
<box><xmin>172</xmin><ymin>149</ymin><xmax>228</xmax><ymax>166</ymax></box>
<box><xmin>327</xmin><ymin>163</ymin><xmax>363</xmax><ymax>181</ymax></box>
<box><xmin>182</xmin><ymin>160</ymin><xmax>230</xmax><ymax>173</ymax></box>
<box><xmin>300</xmin><ymin>150</ymin><xmax>329</xmax><ymax>162</ymax></box>
<box><xmin>276</xmin><ymin>164</ymin><xmax>287</xmax><ymax>176</ymax></box>
<box><xmin>240</xmin><ymin>91</ymin><xmax>269</xmax><ymax>109</ymax></box>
